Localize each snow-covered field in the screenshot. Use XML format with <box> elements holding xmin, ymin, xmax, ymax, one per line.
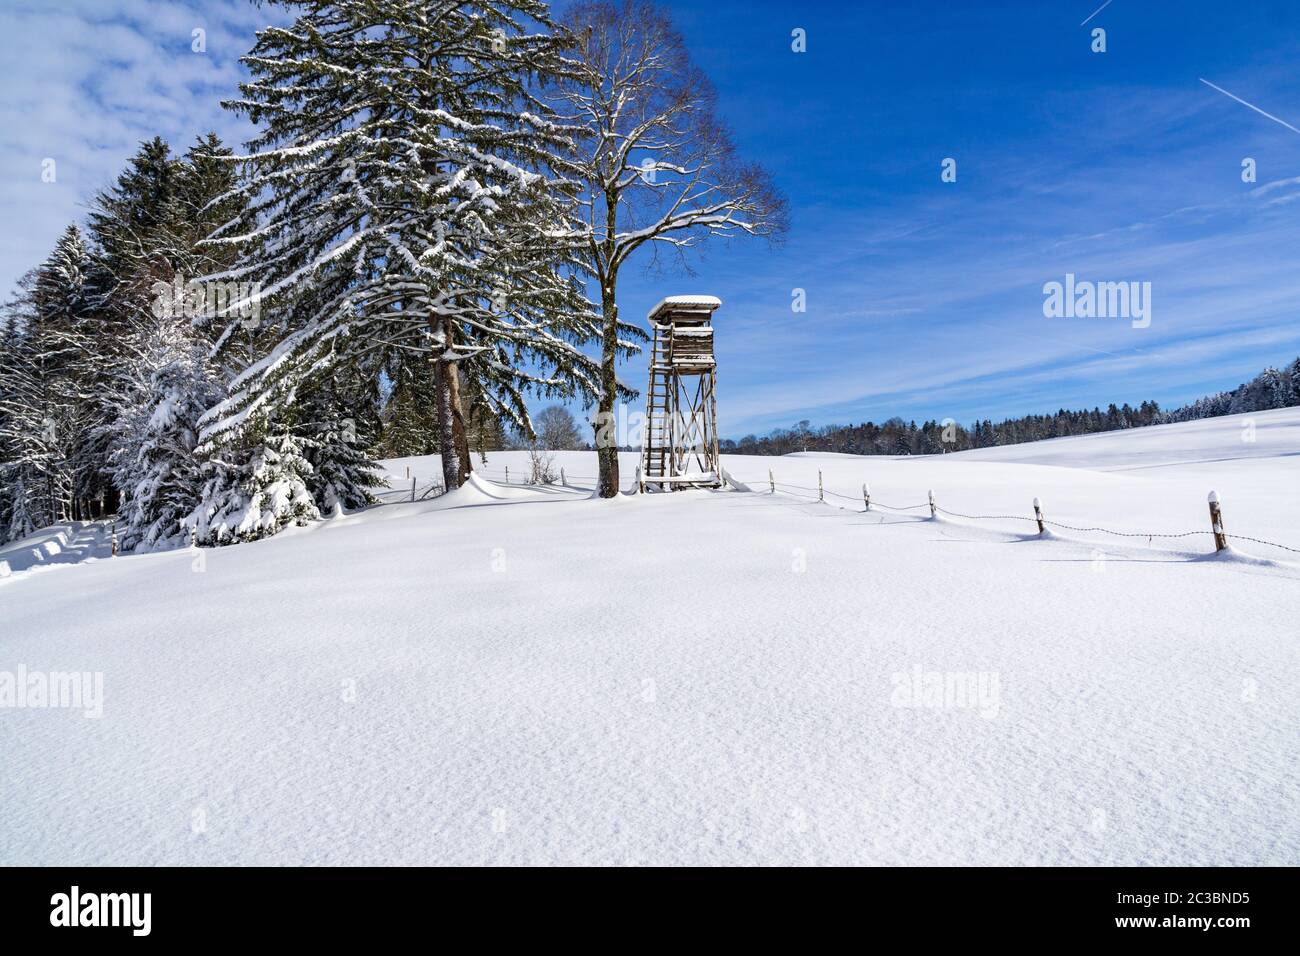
<box><xmin>1</xmin><ymin>408</ymin><xmax>1297</xmax><ymax>865</ymax></box>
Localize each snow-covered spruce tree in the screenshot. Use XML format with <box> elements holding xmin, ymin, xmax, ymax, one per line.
<box><xmin>85</xmin><ymin>137</ymin><xmax>189</xmax><ymax>522</ymax></box>
<box><xmin>1250</xmin><ymin>366</ymin><xmax>1287</xmax><ymax>411</ymax></box>
<box><xmin>0</xmin><ymin>298</ymin><xmax>33</xmax><ymax>538</ymax></box>
<box><xmin>89</xmin><ymin>138</ymin><xmax>179</xmax><ymax>308</ymax></box>
<box><xmin>38</xmin><ymin>226</ymin><xmax>100</xmax><ymax>519</ymax></box>
<box><xmin>2</xmin><ymin>144</ymin><xmax>209</xmax><ymax>537</ymax></box>
<box><xmin>95</xmin><ymin>136</ymin><xmax>251</xmax><ymax>550</ymax></box>
<box><xmin>202</xmin><ymin>0</ymin><xmax>613</xmax><ymax>501</ymax></box>
<box><xmin>1287</xmin><ymin>357</ymin><xmax>1300</xmax><ymax>406</ymax></box>
<box><xmin>115</xmin><ymin>313</ymin><xmax>225</xmax><ymax>551</ymax></box>
<box><xmin>0</xmin><ymin>274</ymin><xmax>52</xmax><ymax>537</ymax></box>
<box><xmin>376</xmin><ymin>357</ymin><xmax>507</xmax><ymax>463</ymax></box>
<box><xmin>184</xmin><ymin>424</ymin><xmax>319</xmax><ymax>545</ymax></box>
<box><xmin>1221</xmin><ymin>366</ymin><xmax>1285</xmax><ymax>415</ymax></box>
<box><xmin>376</xmin><ymin>356</ymin><xmax>443</xmax><ymax>458</ymax></box>
<box><xmin>297</xmin><ymin>365</ymin><xmax>384</xmax><ymax>513</ymax></box>
<box><xmin>0</xmin><ymin>229</ymin><xmax>99</xmax><ymax>533</ymax></box>
<box><xmin>557</xmin><ymin>0</ymin><xmax>787</xmax><ymax>495</ymax></box>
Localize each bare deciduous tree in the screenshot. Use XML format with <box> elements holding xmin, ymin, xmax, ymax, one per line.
<box><xmin>558</xmin><ymin>0</ymin><xmax>787</xmax><ymax>497</ymax></box>
<box><xmin>535</xmin><ymin>404</ymin><xmax>584</xmax><ymax>450</ymax></box>
<box><xmin>527</xmin><ymin>445</ymin><xmax>558</xmax><ymax>485</ymax></box>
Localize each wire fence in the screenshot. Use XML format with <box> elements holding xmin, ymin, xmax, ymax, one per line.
<box><xmin>374</xmin><ymin>476</ymin><xmax>445</xmax><ymax>503</ymax></box>
<box><xmin>376</xmin><ymin>463</ymin><xmax>635</xmax><ymax>500</ymax></box>
<box><xmin>734</xmin><ymin>470</ymin><xmax>1300</xmax><ymax>560</ymax></box>
<box><xmin>374</xmin><ymin>461</ymin><xmax>1300</xmax><ymax>561</ymax></box>
<box><xmin>473</xmin><ymin>465</ymin><xmax>643</xmax><ymax>494</ymax></box>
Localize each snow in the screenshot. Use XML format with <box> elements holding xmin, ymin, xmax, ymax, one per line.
<box><xmin>646</xmin><ymin>294</ymin><xmax>722</xmax><ymax>320</ymax></box>
<box><xmin>1</xmin><ymin>409</ymin><xmax>1297</xmax><ymax>865</ymax></box>
<box><xmin>0</xmin><ymin>521</ymin><xmax>114</xmax><ymax>578</ymax></box>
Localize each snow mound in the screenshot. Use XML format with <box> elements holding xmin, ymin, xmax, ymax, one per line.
<box><xmin>0</xmin><ymin>521</ymin><xmax>113</xmax><ymax>579</ymax></box>
<box><xmin>432</xmin><ymin>471</ymin><xmax>540</xmax><ymax>507</ymax></box>
<box><xmin>721</xmin><ymin>468</ymin><xmax>752</xmax><ymax>492</ymax></box>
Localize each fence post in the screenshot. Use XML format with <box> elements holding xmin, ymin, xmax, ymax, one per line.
<box><xmin>111</xmin><ymin>529</ymin><xmax>117</xmax><ymax>557</ymax></box>
<box><xmin>928</xmin><ymin>489</ymin><xmax>936</xmax><ymax>519</ymax></box>
<box><xmin>1208</xmin><ymin>491</ymin><xmax>1227</xmax><ymax>552</ymax></box>
<box><xmin>818</xmin><ymin>470</ymin><xmax>824</xmax><ymax>502</ymax></box>
<box><xmin>505</xmin><ymin>466</ymin><xmax>509</xmax><ymax>485</ymax></box>
<box><xmin>1033</xmin><ymin>496</ymin><xmax>1045</xmax><ymax>534</ymax></box>
<box><xmin>410</xmin><ymin>476</ymin><xmax>416</xmax><ymax>502</ymax></box>
<box><xmin>769</xmin><ymin>469</ymin><xmax>774</xmax><ymax>494</ymax></box>
<box><xmin>405</xmin><ymin>466</ymin><xmax>409</xmax><ymax>478</ymax></box>
<box><xmin>863</xmin><ymin>483</ymin><xmax>870</xmax><ymax>511</ymax></box>
<box><xmin>561</xmin><ymin>467</ymin><xmax>567</xmax><ymax>487</ymax></box>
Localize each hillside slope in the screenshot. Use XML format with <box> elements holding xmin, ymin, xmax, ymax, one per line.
<box><xmin>1</xmin><ymin>410</ymin><xmax>1297</xmax><ymax>865</ymax></box>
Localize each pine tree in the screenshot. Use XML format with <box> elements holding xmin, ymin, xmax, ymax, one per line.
<box><xmin>0</xmin><ymin>303</ymin><xmax>29</xmax><ymax>538</ymax></box>
<box><xmin>88</xmin><ymin>136</ymin><xmax>179</xmax><ymax>319</ymax></box>
<box><xmin>184</xmin><ymin>427</ymin><xmax>319</xmax><ymax>544</ymax></box>
<box><xmin>377</xmin><ymin>358</ymin><xmax>443</xmax><ymax>459</ymax></box>
<box><xmin>202</xmin><ymin>0</ymin><xmax>607</xmax><ymax>503</ymax></box>
<box><xmin>37</xmin><ymin>225</ymin><xmax>97</xmax><ymax>507</ymax></box>
<box><xmin>1253</xmin><ymin>367</ymin><xmax>1287</xmax><ymax>410</ymax></box>
<box><xmin>96</xmin><ymin>135</ymin><xmax>250</xmax><ymax>549</ymax></box>
<box><xmin>298</xmin><ymin>367</ymin><xmax>384</xmax><ymax>513</ymax></box>
<box><xmin>0</xmin><ymin>229</ymin><xmax>98</xmax><ymax>533</ymax></box>
<box><xmin>115</xmin><ymin>316</ymin><xmax>224</xmax><ymax>551</ymax></box>
<box><xmin>1287</xmin><ymin>357</ymin><xmax>1300</xmax><ymax>406</ymax></box>
<box><xmin>84</xmin><ymin>138</ymin><xmax>189</xmax><ymax>520</ymax></box>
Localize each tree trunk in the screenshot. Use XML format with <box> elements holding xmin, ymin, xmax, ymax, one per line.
<box><xmin>432</xmin><ymin>313</ymin><xmax>471</xmax><ymax>490</ymax></box>
<box><xmin>434</xmin><ymin>355</ymin><xmax>461</xmax><ymax>490</ymax></box>
<box><xmin>447</xmin><ymin>361</ymin><xmax>471</xmax><ymax>485</ymax></box>
<box><xmin>594</xmin><ymin>289</ymin><xmax>620</xmax><ymax>497</ymax></box>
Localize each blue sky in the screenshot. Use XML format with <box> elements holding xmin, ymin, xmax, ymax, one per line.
<box><xmin>3</xmin><ymin>0</ymin><xmax>1300</xmax><ymax>438</ymax></box>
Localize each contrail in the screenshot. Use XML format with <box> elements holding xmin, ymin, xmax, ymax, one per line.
<box><xmin>1199</xmin><ymin>78</ymin><xmax>1300</xmax><ymax>135</ymax></box>
<box><xmin>1064</xmin><ymin>341</ymin><xmax>1122</xmax><ymax>358</ymax></box>
<box><xmin>1080</xmin><ymin>0</ymin><xmax>1113</xmax><ymax>27</ymax></box>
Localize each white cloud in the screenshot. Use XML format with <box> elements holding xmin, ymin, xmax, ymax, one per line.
<box><xmin>0</xmin><ymin>0</ymin><xmax>282</xmax><ymax>292</ymax></box>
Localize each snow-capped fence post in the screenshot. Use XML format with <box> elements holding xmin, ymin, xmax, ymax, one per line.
<box><xmin>818</xmin><ymin>470</ymin><xmax>824</xmax><ymax>502</ymax></box>
<box><xmin>863</xmin><ymin>483</ymin><xmax>870</xmax><ymax>511</ymax></box>
<box><xmin>1208</xmin><ymin>491</ymin><xmax>1227</xmax><ymax>552</ymax></box>
<box><xmin>561</xmin><ymin>467</ymin><xmax>567</xmax><ymax>487</ymax></box>
<box><xmin>1033</xmin><ymin>497</ymin><xmax>1045</xmax><ymax>535</ymax></box>
<box><xmin>111</xmin><ymin>529</ymin><xmax>117</xmax><ymax>557</ymax></box>
<box><xmin>769</xmin><ymin>469</ymin><xmax>774</xmax><ymax>494</ymax></box>
<box><xmin>928</xmin><ymin>489</ymin><xmax>936</xmax><ymax>519</ymax></box>
<box><xmin>410</xmin><ymin>476</ymin><xmax>416</xmax><ymax>502</ymax></box>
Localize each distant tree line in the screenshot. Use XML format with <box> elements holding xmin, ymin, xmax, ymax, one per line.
<box><xmin>721</xmin><ymin>357</ymin><xmax>1300</xmax><ymax>457</ymax></box>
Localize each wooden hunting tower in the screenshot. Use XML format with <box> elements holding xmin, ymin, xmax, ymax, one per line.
<box><xmin>639</xmin><ymin>295</ymin><xmax>723</xmax><ymax>492</ymax></box>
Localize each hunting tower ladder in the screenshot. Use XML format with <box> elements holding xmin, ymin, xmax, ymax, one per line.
<box><xmin>639</xmin><ymin>295</ymin><xmax>723</xmax><ymax>492</ymax></box>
